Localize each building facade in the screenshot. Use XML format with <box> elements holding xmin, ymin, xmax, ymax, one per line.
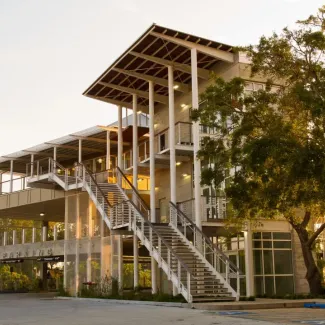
<box><xmin>0</xmin><ymin>24</ymin><xmax>310</xmax><ymax>302</ymax></box>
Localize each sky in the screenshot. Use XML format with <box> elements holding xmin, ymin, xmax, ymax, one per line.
<box><xmin>0</xmin><ymin>0</ymin><xmax>324</xmax><ymax>156</ymax></box>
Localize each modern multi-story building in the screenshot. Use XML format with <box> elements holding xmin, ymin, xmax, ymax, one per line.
<box><xmin>0</xmin><ymin>24</ymin><xmax>309</xmax><ymax>302</ymax></box>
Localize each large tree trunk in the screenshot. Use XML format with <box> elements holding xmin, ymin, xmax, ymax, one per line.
<box><xmin>293</xmin><ymin>226</ymin><xmax>324</xmax><ymax>296</ymax></box>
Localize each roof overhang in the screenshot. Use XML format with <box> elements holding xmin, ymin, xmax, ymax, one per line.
<box><xmin>83</xmin><ymin>24</ymin><xmax>234</xmax><ymax>111</ymax></box>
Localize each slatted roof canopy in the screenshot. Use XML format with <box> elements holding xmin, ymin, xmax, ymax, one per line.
<box><xmin>0</xmin><ymin>115</ymin><xmax>149</xmax><ymax>174</ymax></box>
<box><xmin>83</xmin><ymin>24</ymin><xmax>234</xmax><ymax>112</ymax></box>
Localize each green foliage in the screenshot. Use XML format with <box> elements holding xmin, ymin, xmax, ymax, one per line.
<box><xmin>0</xmin><ymin>265</ymin><xmax>31</xmax><ymax>292</ymax></box>
<box><xmin>194</xmin><ymin>6</ymin><xmax>325</xmax><ymax>294</ymax></box>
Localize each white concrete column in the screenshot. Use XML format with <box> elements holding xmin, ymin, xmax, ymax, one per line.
<box><xmin>118</xmin><ymin>106</ymin><xmax>123</xmax><ymax>169</ymax></box>
<box><xmin>53</xmin><ymin>146</ymin><xmax>57</xmax><ymax>171</ymax></box>
<box><xmin>75</xmin><ymin>194</ymin><xmax>81</xmax><ymax>296</ymax></box>
<box><xmin>118</xmin><ymin>235</ymin><xmax>123</xmax><ymax>292</ymax></box>
<box><xmin>106</xmin><ymin>131</ymin><xmax>111</xmax><ymax>170</ymax></box>
<box><xmin>191</xmin><ymin>48</ymin><xmax>202</xmax><ymax>230</ymax></box>
<box><xmin>149</xmin><ymin>81</ymin><xmax>156</xmax><ymax>222</ymax></box>
<box><xmin>168</xmin><ymin>66</ymin><xmax>178</xmax><ymax>297</ymax></box>
<box><xmin>12</xmin><ymin>230</ymin><xmax>17</xmax><ymax>245</ymax></box>
<box><xmin>22</xmin><ymin>229</ymin><xmax>26</xmax><ymax>244</ymax></box>
<box><xmin>149</xmin><ymin>80</ymin><xmax>158</xmax><ymax>294</ymax></box>
<box><xmin>132</xmin><ymin>94</ymin><xmax>139</xmax><ymax>288</ymax></box>
<box><xmin>0</xmin><ymin>172</ymin><xmax>2</xmax><ymax>194</ymax></box>
<box><xmin>244</xmin><ymin>223</ymin><xmax>254</xmax><ymax>297</ymax></box>
<box><xmin>125</xmin><ymin>107</ymin><xmax>128</xmax><ymax>127</ymax></box>
<box><xmin>9</xmin><ymin>160</ymin><xmax>13</xmax><ymax>193</ymax></box>
<box><xmin>32</xmin><ymin>227</ymin><xmax>36</xmax><ymax>243</ymax></box>
<box><xmin>168</xmin><ymin>66</ymin><xmax>176</xmax><ymax>204</ymax></box>
<box><xmin>42</xmin><ymin>226</ymin><xmax>47</xmax><ymax>242</ymax></box>
<box><xmin>78</xmin><ymin>139</ymin><xmax>82</xmax><ymax>163</ymax></box>
<box><xmin>3</xmin><ymin>231</ymin><xmax>7</xmax><ymax>246</ymax></box>
<box><xmin>30</xmin><ymin>154</ymin><xmax>34</xmax><ymax>177</ymax></box>
<box><xmin>63</xmin><ymin>196</ymin><xmax>69</xmax><ymax>289</ymax></box>
<box><xmin>88</xmin><ymin>201</ymin><xmax>93</xmax><ymax>282</ymax></box>
<box><xmin>53</xmin><ymin>225</ymin><xmax>58</xmax><ymax>241</ymax></box>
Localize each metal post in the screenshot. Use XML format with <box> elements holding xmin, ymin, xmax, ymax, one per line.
<box><xmin>30</xmin><ymin>154</ymin><xmax>34</xmax><ymax>177</ymax></box>
<box><xmin>9</xmin><ymin>160</ymin><xmax>13</xmax><ymax>193</ymax></box>
<box><xmin>118</xmin><ymin>106</ymin><xmax>123</xmax><ymax>184</ymax></box>
<box><xmin>53</xmin><ymin>146</ymin><xmax>57</xmax><ymax>171</ymax></box>
<box><xmin>53</xmin><ymin>225</ymin><xmax>58</xmax><ymax>241</ymax></box>
<box><xmin>12</xmin><ymin>230</ymin><xmax>17</xmax><ymax>245</ymax></box>
<box><xmin>0</xmin><ymin>172</ymin><xmax>2</xmax><ymax>195</ymax></box>
<box><xmin>63</xmin><ymin>196</ymin><xmax>68</xmax><ymax>289</ymax></box>
<box><xmin>42</xmin><ymin>226</ymin><xmax>47</xmax><ymax>242</ymax></box>
<box><xmin>106</xmin><ymin>131</ymin><xmax>111</xmax><ymax>170</ymax></box>
<box><xmin>78</xmin><ymin>139</ymin><xmax>82</xmax><ymax>163</ymax></box>
<box><xmin>88</xmin><ymin>200</ymin><xmax>93</xmax><ymax>282</ymax></box>
<box><xmin>191</xmin><ymin>48</ymin><xmax>202</xmax><ymax>230</ymax></box>
<box><xmin>75</xmin><ymin>194</ymin><xmax>80</xmax><ymax>296</ymax></box>
<box><xmin>132</xmin><ymin>94</ymin><xmax>139</xmax><ymax>288</ymax></box>
<box><xmin>22</xmin><ymin>229</ymin><xmax>26</xmax><ymax>244</ymax></box>
<box><xmin>32</xmin><ymin>227</ymin><xmax>36</xmax><ymax>243</ymax></box>
<box><xmin>118</xmin><ymin>235</ymin><xmax>123</xmax><ymax>292</ymax></box>
<box><xmin>3</xmin><ymin>232</ymin><xmax>7</xmax><ymax>246</ymax></box>
<box><xmin>244</xmin><ymin>223</ymin><xmax>254</xmax><ymax>297</ymax></box>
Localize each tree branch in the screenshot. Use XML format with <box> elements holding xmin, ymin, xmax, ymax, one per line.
<box><xmin>301</xmin><ymin>211</ymin><xmax>311</xmax><ymax>228</ymax></box>
<box><xmin>307</xmin><ymin>223</ymin><xmax>325</xmax><ymax>247</ymax></box>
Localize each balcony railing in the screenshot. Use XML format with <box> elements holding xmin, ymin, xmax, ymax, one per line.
<box><xmin>177</xmin><ymin>196</ymin><xmax>227</xmax><ymax>222</ymax></box>
<box><xmin>0</xmin><ymin>176</ymin><xmax>29</xmax><ymax>195</ymax></box>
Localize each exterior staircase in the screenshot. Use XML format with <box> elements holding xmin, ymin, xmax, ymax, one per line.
<box><xmin>27</xmin><ymin>158</ymin><xmax>243</xmax><ymax>303</ymax></box>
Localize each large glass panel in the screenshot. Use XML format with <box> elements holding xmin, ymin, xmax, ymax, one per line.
<box><xmin>264</xmin><ymin>276</ymin><xmax>275</xmax><ymax>296</ymax></box>
<box><xmin>253</xmin><ymin>232</ymin><xmax>261</xmax><ymax>240</ymax></box>
<box><xmin>274</xmin><ymin>241</ymin><xmax>291</xmax><ymax>249</ymax></box>
<box><xmin>263</xmin><ymin>241</ymin><xmax>272</xmax><ymax>248</ymax></box>
<box><xmin>274</xmin><ymin>250</ymin><xmax>293</xmax><ymax>274</ymax></box>
<box><xmin>254</xmin><ymin>276</ymin><xmax>264</xmax><ymax>295</ymax></box>
<box><xmin>253</xmin><ymin>250</ymin><xmax>263</xmax><ymax>275</ymax></box>
<box><xmin>273</xmin><ymin>233</ymin><xmax>291</xmax><ymax>240</ymax></box>
<box><xmin>262</xmin><ymin>232</ymin><xmax>272</xmax><ymax>239</ymax></box>
<box><xmin>253</xmin><ymin>241</ymin><xmax>262</xmax><ymax>249</ymax></box>
<box><xmin>275</xmin><ymin>276</ymin><xmax>294</xmax><ymax>295</ymax></box>
<box><xmin>263</xmin><ymin>250</ymin><xmax>273</xmax><ymax>274</ymax></box>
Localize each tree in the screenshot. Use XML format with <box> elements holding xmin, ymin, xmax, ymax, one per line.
<box><xmin>192</xmin><ymin>6</ymin><xmax>325</xmax><ymax>295</ymax></box>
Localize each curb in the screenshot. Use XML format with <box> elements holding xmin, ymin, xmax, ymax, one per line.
<box><xmin>55</xmin><ymin>296</ymin><xmax>191</xmax><ymax>308</ymax></box>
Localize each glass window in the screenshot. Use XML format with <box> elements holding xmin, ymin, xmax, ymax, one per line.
<box><xmin>274</xmin><ymin>241</ymin><xmax>291</xmax><ymax>249</ymax></box>
<box><xmin>262</xmin><ymin>232</ymin><xmax>272</xmax><ymax>239</ymax></box>
<box><xmin>263</xmin><ymin>241</ymin><xmax>272</xmax><ymax>249</ymax></box>
<box><xmin>253</xmin><ymin>241</ymin><xmax>262</xmax><ymax>249</ymax></box>
<box><xmin>264</xmin><ymin>276</ymin><xmax>275</xmax><ymax>296</ymax></box>
<box><xmin>274</xmin><ymin>250</ymin><xmax>293</xmax><ymax>274</ymax></box>
<box><xmin>254</xmin><ymin>276</ymin><xmax>264</xmax><ymax>296</ymax></box>
<box><xmin>275</xmin><ymin>276</ymin><xmax>294</xmax><ymax>295</ymax></box>
<box><xmin>253</xmin><ymin>232</ymin><xmax>261</xmax><ymax>240</ymax></box>
<box><xmin>253</xmin><ymin>250</ymin><xmax>263</xmax><ymax>275</ymax></box>
<box><xmin>263</xmin><ymin>250</ymin><xmax>274</xmax><ymax>274</ymax></box>
<box><xmin>273</xmin><ymin>233</ymin><xmax>291</xmax><ymax>240</ymax></box>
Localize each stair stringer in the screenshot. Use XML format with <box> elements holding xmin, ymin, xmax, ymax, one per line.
<box><xmin>169</xmin><ymin>223</ymin><xmax>239</xmax><ymax>300</ymax></box>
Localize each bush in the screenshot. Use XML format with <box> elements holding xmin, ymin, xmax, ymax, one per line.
<box><xmin>0</xmin><ymin>265</ymin><xmax>31</xmax><ymax>292</ymax></box>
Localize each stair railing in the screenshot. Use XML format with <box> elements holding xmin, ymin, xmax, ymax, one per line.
<box><xmin>169</xmin><ymin>201</ymin><xmax>243</xmax><ymax>298</ymax></box>
<box><xmin>115</xmin><ymin>167</ymin><xmax>150</xmax><ymax>220</ymax></box>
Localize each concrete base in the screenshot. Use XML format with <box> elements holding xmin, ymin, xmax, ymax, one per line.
<box><xmin>193</xmin><ymin>298</ymin><xmax>325</xmax><ymax>311</ymax></box>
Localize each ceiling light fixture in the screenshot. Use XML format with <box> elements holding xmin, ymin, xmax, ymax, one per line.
<box><xmin>173</xmin><ymin>85</ymin><xmax>179</xmax><ymax>90</ymax></box>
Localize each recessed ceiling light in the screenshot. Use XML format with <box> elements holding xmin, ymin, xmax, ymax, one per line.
<box><xmin>176</xmin><ymin>162</ymin><xmax>182</xmax><ymax>166</ymax></box>
<box><xmin>98</xmin><ymin>158</ymin><xmax>103</xmax><ymax>164</ymax></box>
<box><xmin>181</xmin><ymin>104</ymin><xmax>187</xmax><ymax>108</ymax></box>
<box><xmin>173</xmin><ymin>85</ymin><xmax>179</xmax><ymax>90</ymax></box>
<box><xmin>40</xmin><ymin>213</ymin><xmax>45</xmax><ymax>217</ymax></box>
<box><xmin>182</xmin><ymin>173</ymin><xmax>189</xmax><ymax>177</ymax></box>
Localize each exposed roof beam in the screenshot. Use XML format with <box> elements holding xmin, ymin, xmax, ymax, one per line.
<box><xmin>98</xmin><ymin>82</ymin><xmax>168</xmax><ymax>105</ymax></box>
<box><xmin>45</xmin><ymin>143</ymin><xmax>103</xmax><ymax>153</ymax></box>
<box><xmin>97</xmin><ymin>126</ymin><xmax>121</xmax><ymax>133</ymax></box>
<box><xmin>70</xmin><ymin>134</ymin><xmax>130</xmax><ymax>146</ymax></box>
<box><xmin>85</xmin><ymin>95</ymin><xmax>149</xmax><ymax>113</ymax></box>
<box><xmin>150</xmin><ymin>32</ymin><xmax>234</xmax><ymax>63</ymax></box>
<box><xmin>22</xmin><ymin>151</ymin><xmax>73</xmax><ymax>159</ymax></box>
<box><xmin>130</xmin><ymin>51</ymin><xmax>210</xmax><ymax>80</ymax></box>
<box><xmin>1</xmin><ymin>156</ymin><xmax>30</xmax><ymax>162</ymax></box>
<box><xmin>112</xmin><ymin>68</ymin><xmax>190</xmax><ymax>93</ymax></box>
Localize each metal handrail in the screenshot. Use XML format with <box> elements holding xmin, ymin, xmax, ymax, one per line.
<box><xmin>169</xmin><ymin>201</ymin><xmax>242</xmax><ymax>275</ymax></box>
<box><xmin>116</xmin><ymin>166</ymin><xmax>150</xmax><ymax>212</ymax></box>
<box><xmin>75</xmin><ymin>163</ymin><xmax>113</xmax><ymax>209</ymax></box>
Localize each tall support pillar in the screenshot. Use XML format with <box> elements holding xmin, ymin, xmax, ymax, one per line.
<box><xmin>168</xmin><ymin>66</ymin><xmax>176</xmax><ymax>204</ymax></box>
<box><xmin>78</xmin><ymin>139</ymin><xmax>82</xmax><ymax>163</ymax></box>
<box><xmin>244</xmin><ymin>223</ymin><xmax>254</xmax><ymax>296</ymax></box>
<box><xmin>106</xmin><ymin>131</ymin><xmax>111</xmax><ymax>170</ymax></box>
<box><xmin>118</xmin><ymin>105</ymin><xmax>123</xmax><ymax>186</ymax></box>
<box><xmin>53</xmin><ymin>146</ymin><xmax>57</xmax><ymax>171</ymax></box>
<box><xmin>149</xmin><ymin>80</ymin><xmax>158</xmax><ymax>294</ymax></box>
<box><xmin>191</xmin><ymin>48</ymin><xmax>202</xmax><ymax>230</ymax></box>
<box><xmin>30</xmin><ymin>154</ymin><xmax>34</xmax><ymax>177</ymax></box>
<box><xmin>117</xmin><ymin>235</ymin><xmax>123</xmax><ymax>292</ymax></box>
<box><xmin>132</xmin><ymin>94</ymin><xmax>139</xmax><ymax>288</ymax></box>
<box><xmin>75</xmin><ymin>194</ymin><xmax>81</xmax><ymax>296</ymax></box>
<box><xmin>168</xmin><ymin>66</ymin><xmax>178</xmax><ymax>296</ymax></box>
<box><xmin>0</xmin><ymin>172</ymin><xmax>3</xmax><ymax>194</ymax></box>
<box><xmin>9</xmin><ymin>160</ymin><xmax>13</xmax><ymax>193</ymax></box>
<box><xmin>63</xmin><ymin>196</ymin><xmax>68</xmax><ymax>289</ymax></box>
<box><xmin>87</xmin><ymin>200</ymin><xmax>93</xmax><ymax>282</ymax></box>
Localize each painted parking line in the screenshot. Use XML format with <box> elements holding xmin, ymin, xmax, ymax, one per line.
<box><xmin>295</xmin><ymin>321</ymin><xmax>325</xmax><ymax>324</ymax></box>
<box><xmin>217</xmin><ymin>311</ymin><xmax>254</xmax><ymax>316</ymax></box>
